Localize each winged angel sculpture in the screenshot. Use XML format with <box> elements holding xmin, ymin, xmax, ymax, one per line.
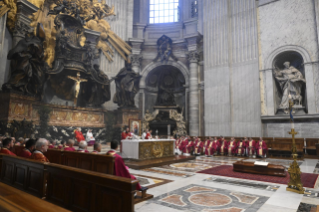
<box><xmin>29</xmin><ymin>0</ymin><xmax>131</xmax><ymax>67</ymax></box>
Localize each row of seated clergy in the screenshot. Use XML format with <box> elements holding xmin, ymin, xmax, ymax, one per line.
<box><xmin>48</xmin><ymin>139</ymin><xmax>101</xmax><ymax>154</ymax></box>
<box><xmin>175</xmin><ymin>136</ymin><xmax>268</xmax><ymax>158</ymax></box>
<box><xmin>0</xmin><ymin>137</ymin><xmax>147</xmax><ymax>195</ymax></box>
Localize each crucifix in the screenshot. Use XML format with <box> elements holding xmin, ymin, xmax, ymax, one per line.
<box><xmin>286</xmin><ymin>98</ymin><xmax>304</xmax><ymax>194</ymax></box>
<box><xmin>67</xmin><ymin>72</ymin><xmax>87</xmax><ymax>105</ymax></box>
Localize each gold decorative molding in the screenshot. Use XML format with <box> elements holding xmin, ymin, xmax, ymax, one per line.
<box><xmin>139</xmin><ymin>141</ymin><xmax>174</xmax><ymax>160</ymax></box>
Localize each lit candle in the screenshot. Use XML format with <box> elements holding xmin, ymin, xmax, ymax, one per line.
<box><xmin>291</xmin><ymin>122</ymin><xmax>294</xmax><ymax>129</ymax></box>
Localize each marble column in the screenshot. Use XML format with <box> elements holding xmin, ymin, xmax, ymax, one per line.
<box><xmin>188</xmin><ymin>51</ymin><xmax>200</xmax><ymax>136</ymax></box>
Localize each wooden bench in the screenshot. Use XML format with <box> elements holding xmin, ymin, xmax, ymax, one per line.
<box><xmin>0</xmin><ymin>182</ymin><xmax>71</xmax><ymax>212</ymax></box>
<box><xmin>0</xmin><ymin>154</ymin><xmax>153</xmax><ymax>211</ymax></box>
<box><xmin>268</xmin><ymin>138</ymin><xmax>304</xmax><ymax>158</ymax></box>
<box><xmin>45</xmin><ymin>163</ymin><xmax>140</xmax><ymax>212</ymax></box>
<box><xmin>0</xmin><ymin>154</ymin><xmax>47</xmax><ymax>197</ymax></box>
<box><xmin>44</xmin><ymin>149</ymin><xmax>115</xmax><ymax>175</ymax></box>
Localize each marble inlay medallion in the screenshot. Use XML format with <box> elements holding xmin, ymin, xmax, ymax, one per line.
<box><xmin>147</xmin><ymin>184</ymin><xmax>268</xmax><ymax>211</ymax></box>
<box><xmin>189</xmin><ymin>193</ymin><xmax>232</xmax><ymax>207</ymax></box>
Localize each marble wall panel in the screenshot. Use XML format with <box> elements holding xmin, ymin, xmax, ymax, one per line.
<box><xmin>264</xmin><ymin>122</ymin><xmax>319</xmax><ymax>138</ymax></box>
<box><xmin>258</xmin><ymin>0</ymin><xmax>319</xmax><ymax>114</ymax></box>
<box><xmin>203</xmin><ymin>0</ymin><xmax>261</xmax><ymax>136</ymax></box>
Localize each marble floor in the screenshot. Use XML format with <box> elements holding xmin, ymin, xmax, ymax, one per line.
<box><xmin>132</xmin><ymin>157</ymin><xmax>319</xmax><ymax>212</ymax></box>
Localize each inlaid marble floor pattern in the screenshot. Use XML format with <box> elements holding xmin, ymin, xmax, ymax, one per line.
<box><xmin>133</xmin><ymin>157</ymin><xmax>319</xmax><ymax>212</ymax></box>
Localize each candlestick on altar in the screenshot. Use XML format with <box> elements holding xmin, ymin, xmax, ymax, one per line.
<box><xmin>167</xmin><ymin>124</ymin><xmax>171</xmax><ymax>139</ymax></box>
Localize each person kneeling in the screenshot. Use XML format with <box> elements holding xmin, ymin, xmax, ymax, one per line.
<box><xmin>106</xmin><ymin>141</ymin><xmax>148</xmax><ymax>197</ymax></box>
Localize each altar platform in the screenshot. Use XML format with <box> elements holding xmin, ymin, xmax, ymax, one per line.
<box><xmin>124</xmin><ymin>155</ymin><xmax>196</xmax><ymax>170</ymax></box>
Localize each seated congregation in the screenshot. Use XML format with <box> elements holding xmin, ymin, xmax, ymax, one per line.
<box><xmin>175</xmin><ymin>136</ymin><xmax>268</xmax><ymax>158</ymax></box>
<box><xmin>0</xmin><ymin>137</ymin><xmax>148</xmax><ymax>200</ymax></box>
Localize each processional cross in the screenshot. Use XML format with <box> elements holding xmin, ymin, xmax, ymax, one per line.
<box><xmin>286</xmin><ymin>98</ymin><xmax>305</xmax><ymax>194</ymax></box>
<box><xmin>67</xmin><ymin>72</ymin><xmax>87</xmax><ymax>105</ymax></box>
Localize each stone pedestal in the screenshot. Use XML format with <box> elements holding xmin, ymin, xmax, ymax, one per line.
<box><xmin>114</xmin><ymin>108</ymin><xmax>140</xmax><ymax>130</ymax></box>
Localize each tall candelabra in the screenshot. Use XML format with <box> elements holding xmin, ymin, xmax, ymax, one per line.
<box><xmin>286</xmin><ymin>99</ymin><xmax>305</xmax><ymax>194</ymax></box>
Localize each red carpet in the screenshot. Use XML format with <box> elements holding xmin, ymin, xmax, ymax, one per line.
<box><xmin>198</xmin><ymin>165</ymin><xmax>319</xmax><ymax>188</ymax></box>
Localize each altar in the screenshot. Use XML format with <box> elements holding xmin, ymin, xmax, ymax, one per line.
<box><xmin>121</xmin><ymin>139</ymin><xmax>175</xmax><ymax>160</ymax></box>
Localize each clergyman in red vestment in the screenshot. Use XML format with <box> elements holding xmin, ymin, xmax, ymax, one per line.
<box><xmin>17</xmin><ymin>139</ymin><xmax>36</xmax><ymax>158</ymax></box>
<box><xmin>64</xmin><ymin>139</ymin><xmax>76</xmax><ymax>151</ymax></box>
<box><xmin>75</xmin><ymin>127</ymin><xmax>85</xmax><ymax>143</ymax></box>
<box><xmin>30</xmin><ymin>138</ymin><xmax>50</xmax><ymax>162</ymax></box>
<box><xmin>106</xmin><ymin>141</ymin><xmax>147</xmax><ymax>193</ymax></box>
<box><xmin>0</xmin><ymin>137</ymin><xmax>16</xmax><ymax>156</ymax></box>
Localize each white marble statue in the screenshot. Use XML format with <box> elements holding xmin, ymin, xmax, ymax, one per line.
<box><xmin>274</xmin><ymin>61</ymin><xmax>306</xmax><ymax>108</ymax></box>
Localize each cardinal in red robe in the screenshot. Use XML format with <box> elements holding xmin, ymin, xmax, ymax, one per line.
<box><xmin>247</xmin><ymin>137</ymin><xmax>256</xmax><ymax>156</ymax></box>
<box><xmin>0</xmin><ymin>138</ymin><xmax>16</xmax><ymax>156</ymax></box>
<box><xmin>228</xmin><ymin>137</ymin><xmax>238</xmax><ymax>156</ymax></box>
<box><xmin>121</xmin><ymin>127</ymin><xmax>132</xmax><ymax>140</ymax></box>
<box><xmin>219</xmin><ymin>137</ymin><xmax>229</xmax><ymax>155</ymax></box>
<box><xmin>183</xmin><ymin>137</ymin><xmax>194</xmax><ymax>154</ymax></box>
<box><xmin>17</xmin><ymin>139</ymin><xmax>36</xmax><ymax>158</ymax></box>
<box><xmin>256</xmin><ymin>137</ymin><xmax>268</xmax><ymax>158</ymax></box>
<box><xmin>75</xmin><ymin>128</ymin><xmax>85</xmax><ymax>143</ymax></box>
<box><xmin>30</xmin><ymin>139</ymin><xmax>50</xmax><ymax>162</ymax></box>
<box><xmin>203</xmin><ymin>138</ymin><xmax>211</xmax><ymax>155</ymax></box>
<box><xmin>194</xmin><ymin>138</ymin><xmax>204</xmax><ymax>155</ymax></box>
<box><xmin>106</xmin><ymin>141</ymin><xmax>146</xmax><ymax>192</ymax></box>
<box><xmin>236</xmin><ymin>138</ymin><xmax>247</xmax><ymax>156</ymax></box>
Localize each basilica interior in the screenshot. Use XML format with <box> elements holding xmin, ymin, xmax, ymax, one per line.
<box><xmin>0</xmin><ymin>0</ymin><xmax>319</xmax><ymax>211</ymax></box>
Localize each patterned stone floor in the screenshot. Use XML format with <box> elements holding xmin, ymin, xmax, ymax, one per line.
<box><xmin>132</xmin><ymin>157</ymin><xmax>319</xmax><ymax>211</ymax></box>
<box><xmin>204</xmin><ymin>177</ymin><xmax>279</xmax><ymax>192</ymax></box>
<box><xmin>145</xmin><ymin>184</ymin><xmax>268</xmax><ymax>212</ymax></box>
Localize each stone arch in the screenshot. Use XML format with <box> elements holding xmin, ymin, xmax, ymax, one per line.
<box><xmin>265</xmin><ymin>45</ymin><xmax>311</xmax><ymax>70</ymax></box>
<box><xmin>140</xmin><ymin>61</ymin><xmax>189</xmax><ymax>88</ymax></box>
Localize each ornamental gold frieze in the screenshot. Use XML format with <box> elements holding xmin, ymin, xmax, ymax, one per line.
<box><xmin>139</xmin><ymin>141</ymin><xmax>174</xmax><ymax>160</ymax></box>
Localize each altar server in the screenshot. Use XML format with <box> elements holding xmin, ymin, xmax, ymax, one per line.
<box><xmin>30</xmin><ymin>138</ymin><xmax>50</xmax><ymax>162</ymax></box>
<box><xmin>256</xmin><ymin>137</ymin><xmax>268</xmax><ymax>158</ymax></box>
<box><xmin>86</xmin><ymin>129</ymin><xmax>95</xmax><ymax>146</ymax></box>
<box><xmin>106</xmin><ymin>141</ymin><xmax>147</xmax><ymax>193</ymax></box>
<box><xmin>0</xmin><ymin>138</ymin><xmax>16</xmax><ymax>156</ymax></box>
<box><xmin>18</xmin><ymin>139</ymin><xmax>36</xmax><ymax>158</ymax></box>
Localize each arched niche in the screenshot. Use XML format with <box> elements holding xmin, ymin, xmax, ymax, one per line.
<box><xmin>143</xmin><ymin>65</ymin><xmax>186</xmax><ymax>114</ymax></box>
<box><xmin>272</xmin><ymin>51</ymin><xmax>307</xmax><ymax>114</ymax></box>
